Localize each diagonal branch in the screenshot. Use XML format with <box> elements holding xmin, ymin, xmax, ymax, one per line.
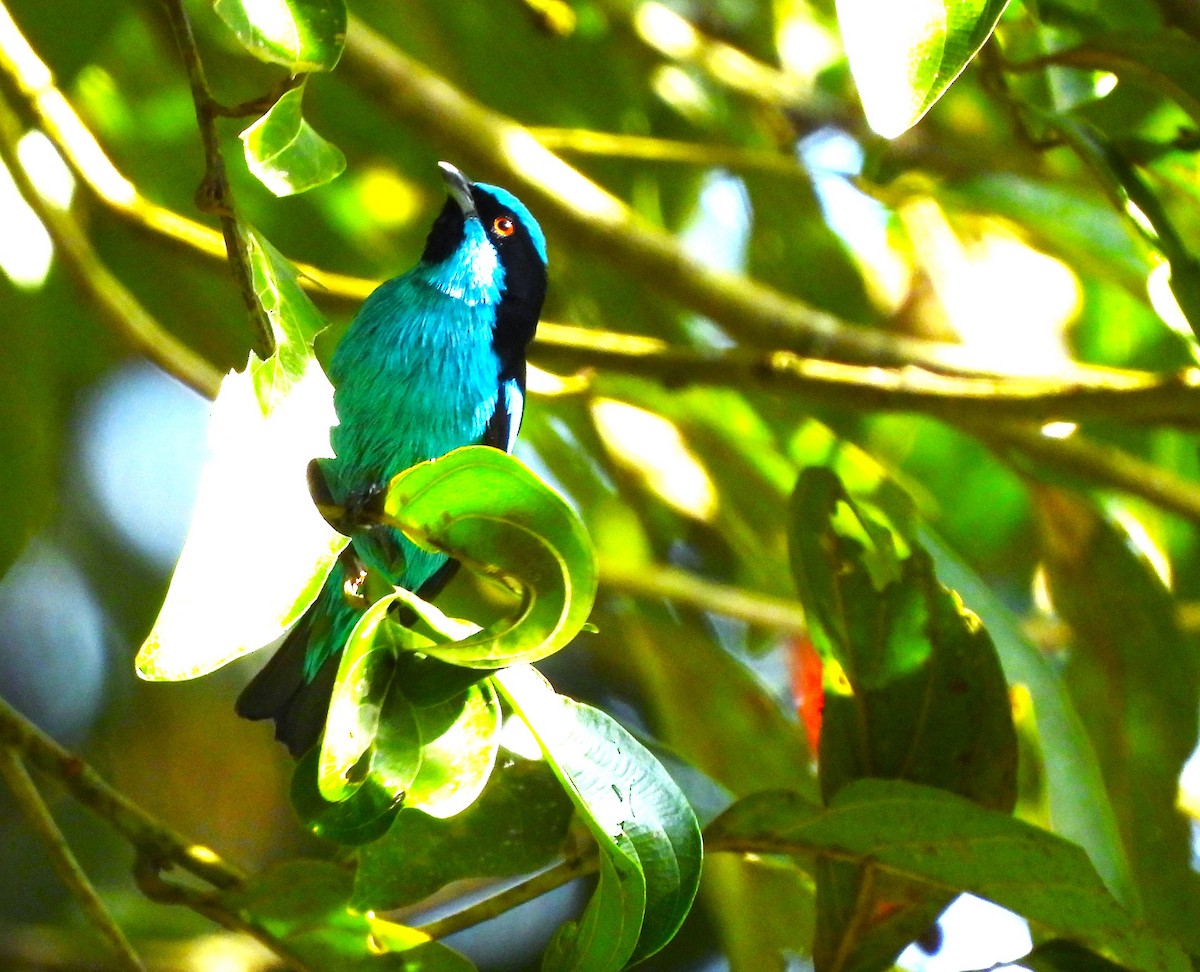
<box><xmin>0</xmin><ymin>748</ymin><xmax>146</xmax><ymax>972</ymax></box>
<box><xmin>0</xmin><ymin>85</ymin><xmax>222</xmax><ymax>399</ymax></box>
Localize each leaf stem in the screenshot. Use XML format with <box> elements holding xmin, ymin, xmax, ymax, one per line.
<box><xmin>0</xmin><ymin>748</ymin><xmax>146</xmax><ymax>972</ymax></box>
<box><xmin>157</xmin><ymin>0</ymin><xmax>274</xmax><ymax>357</ymax></box>
<box><xmin>417</xmin><ymin>852</ymin><xmax>599</xmax><ymax>941</ymax></box>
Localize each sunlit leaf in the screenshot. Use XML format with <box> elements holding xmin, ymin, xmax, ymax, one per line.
<box><xmin>353</xmin><ymin>755</ymin><xmax>575</xmax><ymax>911</ymax></box>
<box><xmin>925</xmin><ymin>532</ymin><xmax>1137</xmax><ymax>907</ymax></box>
<box><xmin>213</xmin><ymin>0</ymin><xmax>347</xmax><ymax>72</ymax></box>
<box><xmin>381</xmin><ymin>446</ymin><xmax>598</xmax><ymax>668</ymax></box>
<box><xmin>241</xmin><ymin>225</ymin><xmax>333</xmax><ymax>414</ymax></box>
<box><xmin>836</xmin><ymin>0</ymin><xmax>1011</xmax><ymax>136</ymax></box>
<box><xmin>496</xmin><ymin>664</ymin><xmax>702</xmax><ymax>968</ymax></box>
<box><xmin>405</xmin><ymin>680</ymin><xmax>501</xmax><ymax>818</ymax></box>
<box><xmin>135</xmin><ymin>366</ymin><xmax>345</xmax><ymax>681</ymax></box>
<box><xmin>241</xmin><ymin>84</ymin><xmax>346</xmax><ymax>197</ymax></box>
<box><xmin>220</xmin><ymin>860</ymin><xmax>476</xmax><ymax>970</ymax></box>
<box><xmin>707</xmin><ymin>779</ymin><xmax>1191</xmax><ymax>972</ymax></box>
<box><xmin>318</xmin><ymin>596</ymin><xmax>426</xmax><ymax>803</ymax></box>
<box><xmin>136</xmin><ymin>225</ymin><xmax>343</xmax><ymax>680</ymax></box>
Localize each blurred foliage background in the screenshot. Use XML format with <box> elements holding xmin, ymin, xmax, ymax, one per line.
<box><xmin>4</xmin><ymin>0</ymin><xmax>1200</xmax><ymax>968</ymax></box>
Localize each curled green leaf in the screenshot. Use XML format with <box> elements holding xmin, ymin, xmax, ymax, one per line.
<box><xmin>382</xmin><ymin>446</ymin><xmax>598</xmax><ymax>669</ymax></box>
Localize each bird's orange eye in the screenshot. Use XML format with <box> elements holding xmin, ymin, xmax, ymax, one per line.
<box><xmin>492</xmin><ymin>216</ymin><xmax>515</xmax><ymax>238</ymax></box>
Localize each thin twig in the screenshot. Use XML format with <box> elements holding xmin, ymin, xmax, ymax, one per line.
<box><xmin>0</xmin><ymin>86</ymin><xmax>223</xmax><ymax>399</ymax></box>
<box><xmin>0</xmin><ymin>748</ymin><xmax>146</xmax><ymax>972</ymax></box>
<box><xmin>0</xmin><ymin>695</ymin><xmax>245</xmax><ymax>890</ymax></box>
<box><xmin>417</xmin><ymin>852</ymin><xmax>599</xmax><ymax>940</ymax></box>
<box><xmin>600</xmin><ymin>558</ymin><xmax>807</xmax><ymax>632</ymax></box>
<box><xmin>157</xmin><ymin>0</ymin><xmax>274</xmax><ymax>357</ymax></box>
<box><xmin>978</xmin><ymin>421</ymin><xmax>1200</xmax><ymax>524</ymax></box>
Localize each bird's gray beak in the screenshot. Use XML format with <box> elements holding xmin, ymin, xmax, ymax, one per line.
<box><xmin>438</xmin><ymin>161</ymin><xmax>477</xmax><ymax>220</ymax></box>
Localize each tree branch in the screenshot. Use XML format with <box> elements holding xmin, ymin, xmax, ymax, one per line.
<box><xmin>0</xmin><ymin>748</ymin><xmax>146</xmax><ymax>972</ymax></box>
<box><xmin>335</xmin><ymin>16</ymin><xmax>987</xmax><ymax>372</ymax></box>
<box><xmin>0</xmin><ymin>695</ymin><xmax>244</xmax><ymax>891</ymax></box>
<box><xmin>156</xmin><ymin>0</ymin><xmax>274</xmax><ymax>357</ymax></box>
<box><xmin>0</xmin><ymin>85</ymin><xmax>222</xmax><ymax>399</ymax></box>
<box><xmin>417</xmin><ymin>852</ymin><xmax>598</xmax><ymax>941</ymax></box>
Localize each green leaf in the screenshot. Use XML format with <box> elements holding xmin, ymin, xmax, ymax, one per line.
<box><xmin>836</xmin><ymin>0</ymin><xmax>1011</xmax><ymax>136</ymax></box>
<box><xmin>213</xmin><ymin>0</ymin><xmax>346</xmax><ymax>72</ymax></box>
<box><xmin>1035</xmin><ymin>489</ymin><xmax>1200</xmax><ymax>951</ymax></box>
<box><xmin>404</xmin><ymin>680</ymin><xmax>501</xmax><ymax>818</ymax></box>
<box><xmin>706</xmin><ymin>779</ymin><xmax>1191</xmax><ymax>972</ymax></box>
<box><xmin>923</xmin><ymin>530</ymin><xmax>1136</xmax><ymax>908</ymax></box>
<box><xmin>353</xmin><ymin>754</ymin><xmax>575</xmax><ymax>911</ymax></box>
<box><xmin>221</xmin><ymin>860</ymin><xmax>476</xmax><ymax>970</ymax></box>
<box><xmin>241</xmin><ymin>84</ymin><xmax>346</xmax><ymax>197</ymax></box>
<box><xmin>381</xmin><ymin>447</ymin><xmax>598</xmax><ymax>668</ymax></box>
<box><xmin>789</xmin><ymin>467</ymin><xmax>1017</xmax><ymax>809</ymax></box>
<box><xmin>495</xmin><ymin>665</ymin><xmax>702</xmax><ymax>968</ymax></box>
<box><xmin>135</xmin><ymin>367</ymin><xmax>345</xmax><ymax>681</ymax></box>
<box><xmin>241</xmin><ymin>225</ymin><xmax>333</xmax><ymax>414</ymax></box>
<box><xmin>292</xmin><ymin>744</ymin><xmax>404</xmax><ymax>845</ymax></box>
<box><xmin>319</xmin><ymin>596</ymin><xmax>426</xmax><ymax>804</ymax></box>
<box><xmin>136</xmin><ymin>226</ymin><xmax>344</xmax><ymax>681</ymax></box>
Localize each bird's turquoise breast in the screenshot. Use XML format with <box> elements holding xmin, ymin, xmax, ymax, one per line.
<box><xmin>324</xmin><ymin>255</ymin><xmax>502</xmax><ymax>588</ymax></box>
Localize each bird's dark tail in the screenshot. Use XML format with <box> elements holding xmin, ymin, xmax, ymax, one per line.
<box><xmin>235</xmin><ymin>563</ymin><xmax>357</xmax><ymax>757</ymax></box>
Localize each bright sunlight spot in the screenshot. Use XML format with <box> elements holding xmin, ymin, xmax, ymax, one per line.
<box><xmin>1147</xmin><ymin>259</ymin><xmax>1195</xmax><ymax>341</ymax></box>
<box><xmin>355</xmin><ymin>165</ymin><xmax>421</xmax><ymax>228</ymax></box>
<box><xmin>1041</xmin><ymin>421</ymin><xmax>1078</xmax><ymax>439</ymax></box>
<box><xmin>898</xmin><ymin>894</ymin><xmax>1032</xmax><ymax>971</ymax></box>
<box><xmin>650</xmin><ymin>64</ymin><xmax>713</xmax><ymax>123</ymax></box>
<box><xmin>1106</xmin><ymin>501</ymin><xmax>1172</xmax><ymax>588</ymax></box>
<box><xmin>633</xmin><ymin>1</ymin><xmax>698</xmax><ymax>58</ymax></box>
<box><xmin>900</xmin><ymin>198</ymin><xmax>1081</xmax><ymax>374</ymax></box>
<box><xmin>776</xmin><ymin>2</ymin><xmax>842</xmax><ymax>82</ymax></box>
<box><xmin>591</xmin><ymin>398</ymin><xmax>717</xmax><ymax>522</ymax></box>
<box><xmin>0</xmin><ymin>158</ymin><xmax>53</xmax><ymax>288</ymax></box>
<box><xmin>17</xmin><ymin>130</ymin><xmax>74</xmax><ymax>208</ymax></box>
<box><xmin>499</xmin><ymin>713</ymin><xmax>544</xmax><ymax>761</ymax></box>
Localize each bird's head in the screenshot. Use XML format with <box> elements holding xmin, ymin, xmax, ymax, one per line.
<box><xmin>420</xmin><ymin>163</ymin><xmax>548</xmax><ymax>335</ymax></box>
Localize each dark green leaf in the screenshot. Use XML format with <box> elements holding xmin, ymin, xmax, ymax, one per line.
<box><xmin>221</xmin><ymin>860</ymin><xmax>476</xmax><ymax>970</ymax></box>
<box><xmin>353</xmin><ymin>755</ymin><xmax>575</xmax><ymax>912</ymax></box>
<box><xmin>707</xmin><ymin>779</ymin><xmax>1191</xmax><ymax>972</ymax></box>
<box><xmin>382</xmin><ymin>446</ymin><xmax>598</xmax><ymax>668</ymax></box>
<box><xmin>1023</xmin><ymin>939</ymin><xmax>1133</xmax><ymax>972</ymax></box>
<box><xmin>213</xmin><ymin>0</ymin><xmax>346</xmax><ymax>72</ymax></box>
<box><xmin>1035</xmin><ymin>488</ymin><xmax>1200</xmax><ymax>952</ymax></box>
<box><xmin>241</xmin><ymin>84</ymin><xmax>346</xmax><ymax>197</ymax></box>
<box><xmin>789</xmin><ymin>467</ymin><xmax>1017</xmax><ymax>808</ymax></box>
<box><xmin>496</xmin><ymin>665</ymin><xmax>702</xmax><ymax>968</ymax></box>
<box><xmin>291</xmin><ymin>745</ymin><xmax>403</xmax><ymax>845</ymax></box>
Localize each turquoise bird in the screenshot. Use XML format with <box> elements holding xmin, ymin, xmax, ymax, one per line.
<box><xmin>237</xmin><ymin>162</ymin><xmax>548</xmax><ymax>755</ymax></box>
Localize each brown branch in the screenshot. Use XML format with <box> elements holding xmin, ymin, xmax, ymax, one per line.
<box><xmin>157</xmin><ymin>0</ymin><xmax>274</xmax><ymax>357</ymax></box>
<box><xmin>0</xmin><ymin>695</ymin><xmax>244</xmax><ymax>890</ymax></box>
<box><xmin>0</xmin><ymin>749</ymin><xmax>146</xmax><ymax>972</ymax></box>
<box><xmin>335</xmin><ymin>16</ymin><xmax>986</xmax><ymax>372</ymax></box>
<box><xmin>532</xmin><ymin>326</ymin><xmax>1200</xmax><ymax>429</ymax></box>
<box><xmin>0</xmin><ymin>85</ymin><xmax>222</xmax><ymax>399</ymax></box>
